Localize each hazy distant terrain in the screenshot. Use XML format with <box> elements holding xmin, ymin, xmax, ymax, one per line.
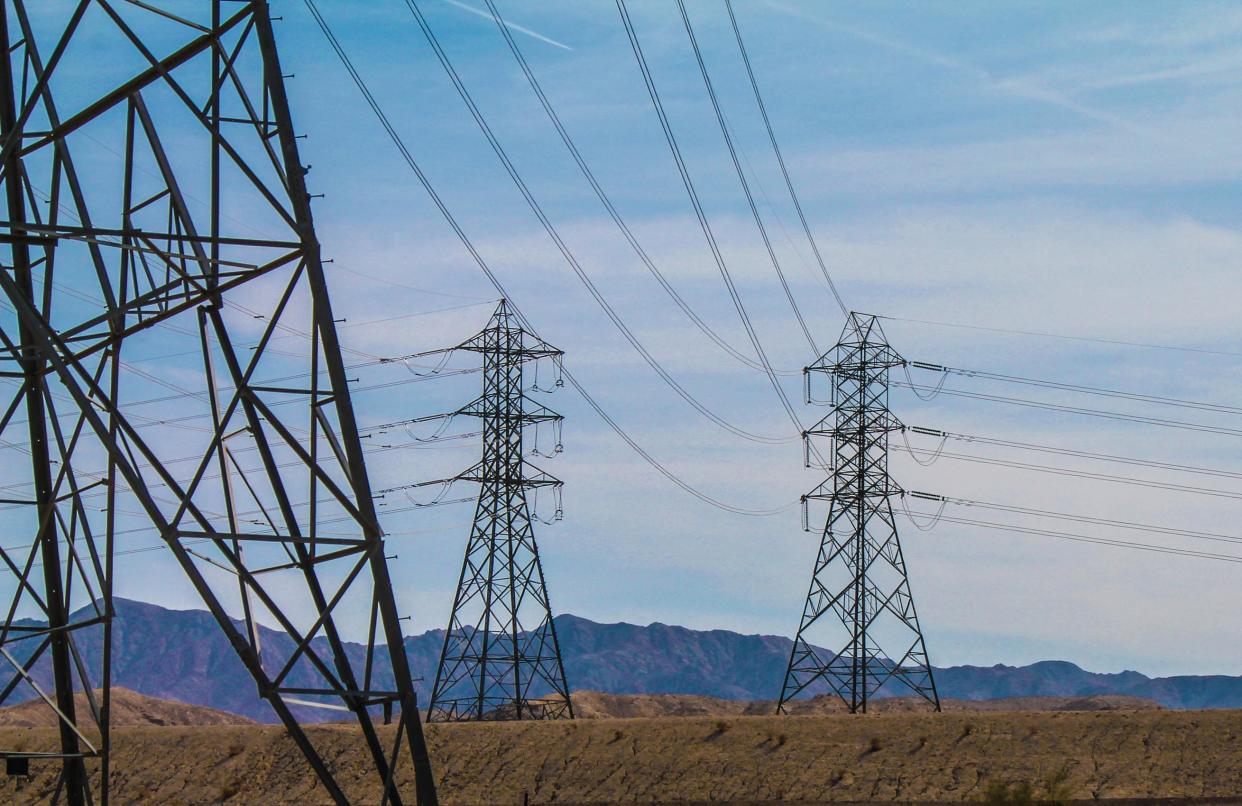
<box><xmin>0</xmin><ymin>688</ymin><xmax>251</xmax><ymax>728</ymax></box>
<box><xmin>10</xmin><ymin>599</ymin><xmax>1242</xmax><ymax>722</ymax></box>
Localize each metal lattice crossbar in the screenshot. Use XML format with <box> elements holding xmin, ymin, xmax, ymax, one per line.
<box><xmin>0</xmin><ymin>3</ymin><xmax>437</xmax><ymax>803</ymax></box>
<box><xmin>779</xmin><ymin>313</ymin><xmax>939</xmax><ymax>714</ymax></box>
<box><xmin>425</xmin><ymin>300</ymin><xmax>573</xmax><ymax>722</ymax></box>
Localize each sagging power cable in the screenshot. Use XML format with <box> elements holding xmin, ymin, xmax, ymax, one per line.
<box><xmin>615</xmin><ymin>0</ymin><xmax>823</xmax><ymax>466</ymax></box>
<box><xmin>724</xmin><ymin>0</ymin><xmax>847</xmax><ymax>317</ymax></box>
<box><xmin>898</xmin><ymin>502</ymin><xmax>1242</xmax><ymax>565</ymax></box>
<box><xmin>879</xmin><ymin>314</ymin><xmax>1242</xmax><ymax>360</ymax></box>
<box><xmin>900</xmin><ymin>445</ymin><xmax>1242</xmax><ymax>501</ymax></box>
<box><xmin>908</xmin><ymin>360</ymin><xmax>1242</xmax><ymax>416</ymax></box>
<box><xmin>906</xmin><ymin>426</ymin><xmax>1242</xmax><ymax>482</ymax></box>
<box><xmin>302</xmin><ymin>0</ymin><xmax>797</xmax><ymax>516</ymax></box>
<box><xmin>893</xmin><ymin>380</ymin><xmax>1242</xmax><ymax>439</ymax></box>
<box><xmin>907</xmin><ymin>490</ymin><xmax>1242</xmax><ymax>547</ymax></box>
<box><xmin>478</xmin><ymin>0</ymin><xmax>789</xmax><ymax>377</ymax></box>
<box><xmin>675</xmin><ymin>0</ymin><xmax>819</xmax><ymax>355</ymax></box>
<box><xmin>400</xmin><ymin>0</ymin><xmax>790</xmax><ymax>446</ymax></box>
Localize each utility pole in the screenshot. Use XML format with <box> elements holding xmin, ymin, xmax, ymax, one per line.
<box><xmin>423</xmin><ymin>301</ymin><xmax>574</xmax><ymax>721</ymax></box>
<box><xmin>778</xmin><ymin>313</ymin><xmax>939</xmax><ymax>713</ymax></box>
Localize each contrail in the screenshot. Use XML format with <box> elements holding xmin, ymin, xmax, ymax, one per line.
<box><xmin>440</xmin><ymin>0</ymin><xmax>573</xmax><ymax>51</ymax></box>
<box><xmin>764</xmin><ymin>0</ymin><xmax>1152</xmax><ymax>139</ymax></box>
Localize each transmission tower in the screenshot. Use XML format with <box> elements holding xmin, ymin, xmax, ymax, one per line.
<box><xmin>420</xmin><ymin>301</ymin><xmax>573</xmax><ymax>721</ymax></box>
<box><xmin>778</xmin><ymin>313</ymin><xmax>939</xmax><ymax>714</ymax></box>
<box><xmin>0</xmin><ymin>3</ymin><xmax>436</xmax><ymax>803</ymax></box>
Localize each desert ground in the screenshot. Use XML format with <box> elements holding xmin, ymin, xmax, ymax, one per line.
<box><xmin>0</xmin><ymin>691</ymin><xmax>1239</xmax><ymax>804</ymax></box>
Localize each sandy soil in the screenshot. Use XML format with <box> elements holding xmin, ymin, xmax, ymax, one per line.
<box><xmin>0</xmin><ymin>706</ymin><xmax>1239</xmax><ymax>804</ymax></box>
<box><xmin>570</xmin><ymin>691</ymin><xmax>1162</xmax><ymax>718</ymax></box>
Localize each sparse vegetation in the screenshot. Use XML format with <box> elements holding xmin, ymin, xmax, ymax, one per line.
<box><xmin>1041</xmin><ymin>762</ymin><xmax>1074</xmax><ymax>804</ymax></box>
<box><xmin>982</xmin><ymin>763</ymin><xmax>1074</xmax><ymax>805</ymax></box>
<box><xmin>984</xmin><ymin>778</ymin><xmax>1034</xmax><ymax>804</ymax></box>
<box><xmin>0</xmin><ymin>705</ymin><xmax>1235</xmax><ymax>803</ymax></box>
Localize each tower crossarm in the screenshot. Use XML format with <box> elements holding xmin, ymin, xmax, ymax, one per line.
<box><xmin>780</xmin><ymin>312</ymin><xmax>938</xmax><ymax>715</ymax></box>
<box><xmin>456</xmin><ymin>395</ymin><xmax>563</xmax><ymax>424</ymax></box>
<box><xmin>427</xmin><ymin>299</ymin><xmax>573</xmax><ymax>723</ymax></box>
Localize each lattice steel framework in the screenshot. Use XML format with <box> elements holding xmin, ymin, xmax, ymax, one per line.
<box><xmin>0</xmin><ymin>3</ymin><xmax>436</xmax><ymax>803</ymax></box>
<box><xmin>424</xmin><ymin>301</ymin><xmax>572</xmax><ymax>721</ymax></box>
<box><xmin>778</xmin><ymin>313</ymin><xmax>939</xmax><ymax>714</ymax></box>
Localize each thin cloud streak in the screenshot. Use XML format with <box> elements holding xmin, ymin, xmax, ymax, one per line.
<box><xmin>439</xmin><ymin>0</ymin><xmax>573</xmax><ymax>51</ymax></box>
<box><xmin>764</xmin><ymin>0</ymin><xmax>1153</xmax><ymax>140</ymax></box>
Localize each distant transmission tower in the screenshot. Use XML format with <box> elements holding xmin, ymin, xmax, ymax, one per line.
<box><xmin>423</xmin><ymin>301</ymin><xmax>573</xmax><ymax>721</ymax></box>
<box><xmin>778</xmin><ymin>313</ymin><xmax>939</xmax><ymax>714</ymax></box>
<box><xmin>0</xmin><ymin>3</ymin><xmax>436</xmax><ymax>803</ymax></box>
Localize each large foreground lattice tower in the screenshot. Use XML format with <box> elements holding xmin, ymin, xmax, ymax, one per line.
<box><xmin>428</xmin><ymin>301</ymin><xmax>573</xmax><ymax>721</ymax></box>
<box><xmin>778</xmin><ymin>313</ymin><xmax>939</xmax><ymax>714</ymax></box>
<box><xmin>0</xmin><ymin>4</ymin><xmax>436</xmax><ymax>802</ymax></box>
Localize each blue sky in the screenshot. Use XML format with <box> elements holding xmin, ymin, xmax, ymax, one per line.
<box><xmin>28</xmin><ymin>0</ymin><xmax>1242</xmax><ymax>680</ymax></box>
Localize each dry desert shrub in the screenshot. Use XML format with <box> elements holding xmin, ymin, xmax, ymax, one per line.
<box><xmin>982</xmin><ymin>763</ymin><xmax>1074</xmax><ymax>805</ymax></box>
<box><xmin>984</xmin><ymin>777</ymin><xmax>1035</xmax><ymax>804</ymax></box>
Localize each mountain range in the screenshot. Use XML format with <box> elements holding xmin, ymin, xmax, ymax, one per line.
<box><xmin>8</xmin><ymin>598</ymin><xmax>1242</xmax><ymax>722</ymax></box>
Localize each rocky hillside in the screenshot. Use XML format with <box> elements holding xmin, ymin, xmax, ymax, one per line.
<box><xmin>7</xmin><ymin>599</ymin><xmax>1241</xmax><ymax>721</ymax></box>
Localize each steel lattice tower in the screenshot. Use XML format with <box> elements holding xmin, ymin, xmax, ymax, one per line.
<box><xmin>778</xmin><ymin>313</ymin><xmax>939</xmax><ymax>714</ymax></box>
<box><xmin>0</xmin><ymin>3</ymin><xmax>436</xmax><ymax>803</ymax></box>
<box><xmin>427</xmin><ymin>301</ymin><xmax>573</xmax><ymax>721</ymax></box>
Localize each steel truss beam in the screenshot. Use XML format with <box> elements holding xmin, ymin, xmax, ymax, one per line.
<box><xmin>424</xmin><ymin>300</ymin><xmax>573</xmax><ymax>722</ymax></box>
<box><xmin>0</xmin><ymin>3</ymin><xmax>437</xmax><ymax>803</ymax></box>
<box><xmin>778</xmin><ymin>313</ymin><xmax>939</xmax><ymax>714</ymax></box>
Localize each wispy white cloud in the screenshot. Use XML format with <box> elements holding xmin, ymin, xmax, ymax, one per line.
<box><xmin>439</xmin><ymin>0</ymin><xmax>573</xmax><ymax>51</ymax></box>
<box><xmin>1075</xmin><ymin>52</ymin><xmax>1242</xmax><ymax>91</ymax></box>
<box><xmin>1078</xmin><ymin>6</ymin><xmax>1242</xmax><ymax>49</ymax></box>
<box><xmin>764</xmin><ymin>0</ymin><xmax>1153</xmax><ymax>139</ymax></box>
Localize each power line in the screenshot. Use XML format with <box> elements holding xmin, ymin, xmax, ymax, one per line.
<box><xmin>897</xmin><ymin>506</ymin><xmax>1242</xmax><ymax>565</ymax></box>
<box><xmin>401</xmin><ymin>0</ymin><xmax>790</xmax><ymax>446</ymax></box>
<box><xmin>478</xmin><ymin>0</ymin><xmax>790</xmax><ymax>377</ymax></box>
<box><xmin>907</xmin><ymin>426</ymin><xmax>1242</xmax><ymax>483</ymax></box>
<box><xmin>724</xmin><ymin>0</ymin><xmax>847</xmax><ymax>318</ymax></box>
<box><xmin>301</xmin><ymin>0</ymin><xmax>797</xmax><ymax>516</ymax></box>
<box><xmin>893</xmin><ymin>380</ymin><xmax>1242</xmax><ymax>439</ymax></box>
<box><xmin>901</xmin><ymin>445</ymin><xmax>1242</xmax><ymax>501</ymax></box>
<box><xmin>879</xmin><ymin>314</ymin><xmax>1242</xmax><ymax>359</ymax></box>
<box><xmin>924</xmin><ymin>493</ymin><xmax>1242</xmax><ymax>547</ymax></box>
<box><xmin>614</xmin><ymin>0</ymin><xmax>818</xmax><ymax>458</ymax></box>
<box><xmin>675</xmin><ymin>0</ymin><xmax>818</xmax><ymax>356</ymax></box>
<box><xmin>910</xmin><ymin>361</ymin><xmax>1242</xmax><ymax>416</ymax></box>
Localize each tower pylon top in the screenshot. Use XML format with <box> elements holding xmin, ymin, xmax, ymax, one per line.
<box><xmin>427</xmin><ymin>306</ymin><xmax>572</xmax><ymax>722</ymax></box>
<box><xmin>780</xmin><ymin>315</ymin><xmax>939</xmax><ymax>714</ymax></box>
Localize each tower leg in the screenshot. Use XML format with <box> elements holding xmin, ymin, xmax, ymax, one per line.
<box><xmin>779</xmin><ymin>314</ymin><xmax>939</xmax><ymax>714</ymax></box>
<box><xmin>428</xmin><ymin>302</ymin><xmax>572</xmax><ymax>722</ymax></box>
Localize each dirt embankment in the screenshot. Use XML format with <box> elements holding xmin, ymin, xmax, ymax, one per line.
<box><xmin>570</xmin><ymin>691</ymin><xmax>1162</xmax><ymax>718</ymax></box>
<box><xmin>0</xmin><ymin>688</ymin><xmax>253</xmax><ymax>729</ymax></box>
<box><xmin>1</xmin><ymin>707</ymin><xmax>1239</xmax><ymax>804</ymax></box>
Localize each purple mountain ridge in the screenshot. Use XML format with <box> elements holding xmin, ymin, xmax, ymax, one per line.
<box><xmin>8</xmin><ymin>598</ymin><xmax>1241</xmax><ymax>722</ymax></box>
